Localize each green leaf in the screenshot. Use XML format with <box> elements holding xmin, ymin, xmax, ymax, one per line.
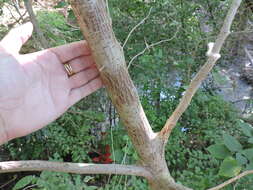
<box><xmin>218</xmin><ymin>157</ymin><xmax>242</xmax><ymax>177</ymax></box>
<box><xmin>156</xmin><ymin>49</ymin><xmax>163</xmax><ymax>58</ymax></box>
<box><xmin>223</xmin><ymin>133</ymin><xmax>242</xmax><ymax>152</ymax></box>
<box><xmin>237</xmin><ymin>120</ymin><xmax>253</xmax><ymax>137</ymax></box>
<box><xmin>241</xmin><ymin>148</ymin><xmax>253</xmax><ymax>162</ymax></box>
<box><xmin>13</xmin><ymin>176</ymin><xmax>35</xmax><ymax>190</ymax></box>
<box><xmin>248</xmin><ymin>137</ymin><xmax>253</xmax><ymax>144</ymax></box>
<box><xmin>86</xmin><ymin>186</ymin><xmax>97</xmax><ymax>190</ymax></box>
<box><xmin>246</xmin><ymin>162</ymin><xmax>253</xmax><ymax>170</ymax></box>
<box><xmin>207</xmin><ymin>144</ymin><xmax>231</xmax><ymax>159</ymax></box>
<box><xmin>54</xmin><ymin>1</ymin><xmax>67</xmax><ymax>8</ymax></box>
<box><xmin>236</xmin><ymin>153</ymin><xmax>248</xmax><ymax>166</ymax></box>
<box><xmin>113</xmin><ymin>149</ymin><xmax>124</xmax><ymax>163</ymax></box>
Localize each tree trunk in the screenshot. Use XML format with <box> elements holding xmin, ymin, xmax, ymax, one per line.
<box><xmin>24</xmin><ymin>0</ymin><xmax>48</xmax><ymax>49</ymax></box>
<box><xmin>69</xmin><ymin>1</ymin><xmax>191</xmax><ymax>190</ymax></box>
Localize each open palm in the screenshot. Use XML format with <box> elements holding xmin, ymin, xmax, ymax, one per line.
<box><xmin>0</xmin><ymin>23</ymin><xmax>102</xmax><ymax>144</ymax></box>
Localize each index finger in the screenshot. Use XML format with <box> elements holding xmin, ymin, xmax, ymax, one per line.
<box><xmin>49</xmin><ymin>41</ymin><xmax>92</xmax><ymax>63</ymax></box>
<box><xmin>27</xmin><ymin>40</ymin><xmax>92</xmax><ymax>63</ymax></box>
<box><xmin>0</xmin><ymin>22</ymin><xmax>33</xmax><ymax>54</ymax></box>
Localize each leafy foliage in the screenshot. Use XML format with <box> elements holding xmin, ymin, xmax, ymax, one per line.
<box><xmin>13</xmin><ymin>176</ymin><xmax>36</xmax><ymax>190</ymax></box>
<box><xmin>0</xmin><ymin>0</ymin><xmax>251</xmax><ymax>189</ymax></box>
<box><xmin>223</xmin><ymin>133</ymin><xmax>243</xmax><ymax>152</ymax></box>
<box><xmin>36</xmin><ymin>11</ymin><xmax>82</xmax><ymax>46</ymax></box>
<box><xmin>208</xmin><ymin>120</ymin><xmax>253</xmax><ymax>189</ymax></box>
<box><xmin>218</xmin><ymin>157</ymin><xmax>241</xmax><ymax>177</ymax></box>
<box><xmin>207</xmin><ymin>144</ymin><xmax>231</xmax><ymax>159</ymax></box>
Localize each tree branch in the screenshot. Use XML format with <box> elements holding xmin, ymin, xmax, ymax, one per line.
<box><xmin>24</xmin><ymin>0</ymin><xmax>49</xmax><ymax>49</ymax></box>
<box><xmin>127</xmin><ymin>26</ymin><xmax>180</xmax><ymax>69</ymax></box>
<box><xmin>123</xmin><ymin>7</ymin><xmax>153</xmax><ymax>48</ymax></box>
<box><xmin>207</xmin><ymin>170</ymin><xmax>253</xmax><ymax>190</ymax></box>
<box><xmin>69</xmin><ymin>0</ymin><xmax>157</xmax><ymax>165</ymax></box>
<box><xmin>0</xmin><ymin>161</ymin><xmax>152</xmax><ymax>179</ymax></box>
<box><xmin>69</xmin><ymin>1</ymin><xmax>191</xmax><ymax>189</ymax></box>
<box><xmin>160</xmin><ymin>0</ymin><xmax>242</xmax><ymax>139</ymax></box>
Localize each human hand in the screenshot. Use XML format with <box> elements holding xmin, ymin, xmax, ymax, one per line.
<box><xmin>0</xmin><ymin>23</ymin><xmax>103</xmax><ymax>144</ymax></box>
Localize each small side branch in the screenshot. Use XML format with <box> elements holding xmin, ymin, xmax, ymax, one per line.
<box><xmin>244</xmin><ymin>47</ymin><xmax>253</xmax><ymax>65</ymax></box>
<box><xmin>123</xmin><ymin>7</ymin><xmax>152</xmax><ymax>48</ymax></box>
<box><xmin>160</xmin><ymin>0</ymin><xmax>242</xmax><ymax>139</ymax></box>
<box><xmin>127</xmin><ymin>26</ymin><xmax>180</xmax><ymax>69</ymax></box>
<box><xmin>0</xmin><ymin>175</ymin><xmax>17</xmax><ymax>189</ymax></box>
<box><xmin>0</xmin><ymin>161</ymin><xmax>152</xmax><ymax>179</ymax></box>
<box><xmin>207</xmin><ymin>170</ymin><xmax>253</xmax><ymax>190</ymax></box>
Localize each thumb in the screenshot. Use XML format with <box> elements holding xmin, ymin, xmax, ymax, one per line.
<box><xmin>0</xmin><ymin>22</ymin><xmax>34</xmax><ymax>54</ymax></box>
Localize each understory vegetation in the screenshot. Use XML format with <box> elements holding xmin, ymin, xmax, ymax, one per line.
<box><xmin>0</xmin><ymin>0</ymin><xmax>253</xmax><ymax>189</ymax></box>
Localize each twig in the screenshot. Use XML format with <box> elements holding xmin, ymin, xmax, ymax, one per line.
<box><xmin>0</xmin><ymin>161</ymin><xmax>152</xmax><ymax>179</ymax></box>
<box><xmin>8</xmin><ymin>0</ymin><xmax>25</xmax><ymax>21</ymax></box>
<box><xmin>0</xmin><ymin>175</ymin><xmax>17</xmax><ymax>189</ymax></box>
<box><xmin>127</xmin><ymin>26</ymin><xmax>180</xmax><ymax>69</ymax></box>
<box><xmin>233</xmin><ymin>180</ymin><xmax>239</xmax><ymax>190</ymax></box>
<box><xmin>231</xmin><ymin>30</ymin><xmax>253</xmax><ymax>35</ymax></box>
<box><xmin>232</xmin><ymin>98</ymin><xmax>252</xmax><ymax>103</ymax></box>
<box><xmin>160</xmin><ymin>0</ymin><xmax>242</xmax><ymax>139</ymax></box>
<box><xmin>244</xmin><ymin>47</ymin><xmax>253</xmax><ymax>65</ymax></box>
<box><xmin>5</xmin><ymin>4</ymin><xmax>20</xmax><ymax>23</ymax></box>
<box><xmin>23</xmin><ymin>184</ymin><xmax>37</xmax><ymax>190</ymax></box>
<box><xmin>9</xmin><ymin>11</ymin><xmax>28</xmax><ymax>26</ymax></box>
<box><xmin>122</xmin><ymin>7</ymin><xmax>153</xmax><ymax>48</ymax></box>
<box><xmin>207</xmin><ymin>170</ymin><xmax>253</xmax><ymax>190</ymax></box>
<box><xmin>65</xmin><ymin>22</ymin><xmax>80</xmax><ymax>30</ymax></box>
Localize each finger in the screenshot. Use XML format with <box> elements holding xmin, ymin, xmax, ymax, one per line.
<box><xmin>0</xmin><ymin>22</ymin><xmax>33</xmax><ymax>53</ymax></box>
<box><xmin>69</xmin><ymin>67</ymin><xmax>100</xmax><ymax>89</ymax></box>
<box><xmin>68</xmin><ymin>55</ymin><xmax>95</xmax><ymax>73</ymax></box>
<box><xmin>69</xmin><ymin>77</ymin><xmax>103</xmax><ymax>106</ymax></box>
<box><xmin>49</xmin><ymin>41</ymin><xmax>92</xmax><ymax>63</ymax></box>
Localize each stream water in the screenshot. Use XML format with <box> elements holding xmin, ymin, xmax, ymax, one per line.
<box><xmin>215</xmin><ymin>59</ymin><xmax>253</xmax><ymax>115</ymax></box>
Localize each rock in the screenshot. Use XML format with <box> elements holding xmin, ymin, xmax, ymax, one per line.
<box><xmin>242</xmin><ymin>67</ymin><xmax>253</xmax><ymax>85</ymax></box>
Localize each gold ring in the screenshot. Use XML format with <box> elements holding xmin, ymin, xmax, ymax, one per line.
<box><xmin>64</xmin><ymin>63</ymin><xmax>75</xmax><ymax>77</ymax></box>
